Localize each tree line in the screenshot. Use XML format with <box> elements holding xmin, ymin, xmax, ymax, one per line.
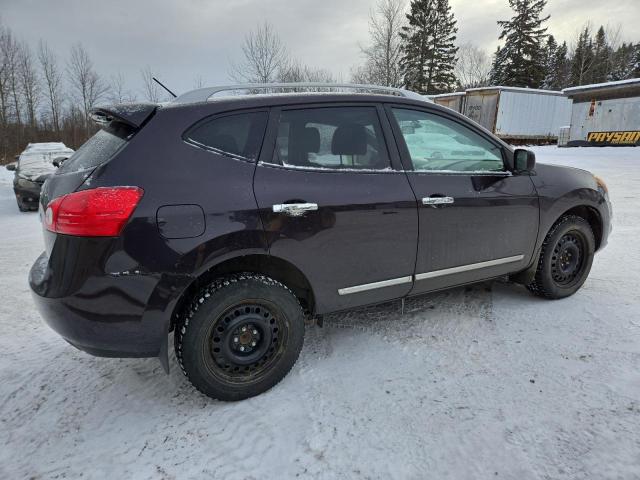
<box><xmin>230</xmin><ymin>0</ymin><xmax>639</xmax><ymax>96</ymax></box>
<box><xmin>355</xmin><ymin>0</ymin><xmax>638</xmax><ymax>93</ymax></box>
<box><xmin>0</xmin><ymin>20</ymin><xmax>177</xmax><ymax>163</ymax></box>
<box><xmin>1</xmin><ymin>1</ymin><xmax>639</xmax><ymax>163</ymax></box>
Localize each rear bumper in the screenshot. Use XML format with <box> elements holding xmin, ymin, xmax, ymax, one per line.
<box><xmin>29</xmin><ymin>250</ymin><xmax>191</xmax><ymax>359</ymax></box>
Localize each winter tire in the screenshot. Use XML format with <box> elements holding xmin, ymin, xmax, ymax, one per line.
<box><xmin>175</xmin><ymin>273</ymin><xmax>305</xmax><ymax>401</ymax></box>
<box><xmin>527</xmin><ymin>215</ymin><xmax>595</xmax><ymax>299</ymax></box>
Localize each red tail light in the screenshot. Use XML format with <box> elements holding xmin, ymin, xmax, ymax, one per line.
<box><xmin>45</xmin><ymin>187</ymin><xmax>144</xmax><ymax>237</ymax></box>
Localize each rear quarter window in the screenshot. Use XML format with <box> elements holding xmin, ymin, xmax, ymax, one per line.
<box><xmin>184</xmin><ymin>111</ymin><xmax>268</xmax><ymax>161</ymax></box>
<box><xmin>58</xmin><ymin>124</ymin><xmax>130</xmax><ymax>174</ymax></box>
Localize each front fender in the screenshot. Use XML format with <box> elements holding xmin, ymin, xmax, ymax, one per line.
<box><xmin>531</xmin><ymin>163</ymin><xmax>610</xmax><ymax>257</ymax></box>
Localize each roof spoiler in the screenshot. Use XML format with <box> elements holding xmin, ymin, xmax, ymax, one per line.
<box><xmin>89</xmin><ymin>103</ymin><xmax>157</xmax><ymax>129</ymax></box>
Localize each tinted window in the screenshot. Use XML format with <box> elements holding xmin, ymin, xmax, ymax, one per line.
<box><xmin>273</xmin><ymin>107</ymin><xmax>390</xmax><ymax>170</ymax></box>
<box><xmin>392</xmin><ymin>108</ymin><xmax>504</xmax><ymax>172</ymax></box>
<box><xmin>186</xmin><ymin>111</ymin><xmax>267</xmax><ymax>160</ymax></box>
<box><xmin>58</xmin><ymin>125</ymin><xmax>129</xmax><ymax>174</ymax></box>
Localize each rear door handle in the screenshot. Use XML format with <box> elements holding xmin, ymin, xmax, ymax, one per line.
<box><xmin>422</xmin><ymin>196</ymin><xmax>454</xmax><ymax>206</ymax></box>
<box><xmin>272</xmin><ymin>203</ymin><xmax>318</xmax><ymax>216</ymax></box>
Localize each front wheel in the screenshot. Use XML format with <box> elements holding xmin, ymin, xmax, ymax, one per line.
<box><xmin>175</xmin><ymin>273</ymin><xmax>305</xmax><ymax>401</ymax></box>
<box><xmin>527</xmin><ymin>215</ymin><xmax>596</xmax><ymax>299</ymax></box>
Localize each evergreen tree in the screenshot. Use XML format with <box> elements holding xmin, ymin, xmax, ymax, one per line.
<box><xmin>570</xmin><ymin>25</ymin><xmax>594</xmax><ymax>86</ymax></box>
<box><xmin>400</xmin><ymin>0</ymin><xmax>458</xmax><ymax>94</ymax></box>
<box><xmin>555</xmin><ymin>41</ymin><xmax>571</xmax><ymax>88</ymax></box>
<box><xmin>632</xmin><ymin>43</ymin><xmax>640</xmax><ymax>77</ymax></box>
<box><xmin>607</xmin><ymin>42</ymin><xmax>631</xmax><ymax>81</ymax></box>
<box><xmin>542</xmin><ymin>37</ymin><xmax>570</xmax><ymax>90</ymax></box>
<box><xmin>488</xmin><ymin>46</ymin><xmax>504</xmax><ymax>85</ymax></box>
<box><xmin>542</xmin><ymin>35</ymin><xmax>558</xmax><ymax>88</ymax></box>
<box><xmin>590</xmin><ymin>26</ymin><xmax>611</xmax><ymax>84</ymax></box>
<box><xmin>490</xmin><ymin>0</ymin><xmax>550</xmax><ymax>88</ymax></box>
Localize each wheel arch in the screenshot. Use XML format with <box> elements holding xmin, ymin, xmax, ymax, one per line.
<box><xmin>169</xmin><ymin>254</ymin><xmax>316</xmax><ymax>332</ymax></box>
<box><xmin>558</xmin><ymin>205</ymin><xmax>603</xmax><ymax>250</ymax></box>
<box><xmin>512</xmin><ymin>203</ymin><xmax>603</xmax><ymax>285</ymax></box>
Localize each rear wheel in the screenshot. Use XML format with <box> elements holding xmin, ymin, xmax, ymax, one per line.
<box><xmin>527</xmin><ymin>215</ymin><xmax>595</xmax><ymax>299</ymax></box>
<box><xmin>175</xmin><ymin>273</ymin><xmax>305</xmax><ymax>401</ymax></box>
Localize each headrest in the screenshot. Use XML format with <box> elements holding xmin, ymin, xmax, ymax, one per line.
<box><xmin>299</xmin><ymin>127</ymin><xmax>320</xmax><ymax>153</ymax></box>
<box><xmin>331</xmin><ymin>123</ymin><xmax>367</xmax><ymax>155</ymax></box>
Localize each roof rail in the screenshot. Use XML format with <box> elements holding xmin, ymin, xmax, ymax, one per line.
<box><xmin>172</xmin><ymin>83</ymin><xmax>429</xmax><ymax>104</ymax></box>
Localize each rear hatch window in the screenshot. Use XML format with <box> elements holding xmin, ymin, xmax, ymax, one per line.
<box><xmin>57</xmin><ymin>123</ymin><xmax>131</xmax><ymax>174</ymax></box>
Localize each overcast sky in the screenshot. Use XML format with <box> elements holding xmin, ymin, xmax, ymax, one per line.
<box><xmin>1</xmin><ymin>0</ymin><xmax>639</xmax><ymax>98</ymax></box>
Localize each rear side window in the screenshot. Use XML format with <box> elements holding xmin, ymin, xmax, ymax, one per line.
<box><xmin>273</xmin><ymin>107</ymin><xmax>391</xmax><ymax>170</ymax></box>
<box><xmin>185</xmin><ymin>111</ymin><xmax>267</xmax><ymax>161</ymax></box>
<box><xmin>58</xmin><ymin>124</ymin><xmax>130</xmax><ymax>174</ymax></box>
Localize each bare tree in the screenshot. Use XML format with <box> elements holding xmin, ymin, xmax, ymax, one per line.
<box><xmin>0</xmin><ymin>23</ymin><xmax>11</xmax><ymax>130</ymax></box>
<box><xmin>352</xmin><ymin>0</ymin><xmax>405</xmax><ymax>87</ymax></box>
<box><xmin>454</xmin><ymin>42</ymin><xmax>491</xmax><ymax>89</ymax></box>
<box><xmin>277</xmin><ymin>60</ymin><xmax>335</xmax><ymax>84</ymax></box>
<box><xmin>67</xmin><ymin>43</ymin><xmax>108</xmax><ymax>129</ymax></box>
<box><xmin>230</xmin><ymin>22</ymin><xmax>289</xmax><ymax>83</ymax></box>
<box><xmin>141</xmin><ymin>66</ymin><xmax>163</xmax><ymax>102</ymax></box>
<box><xmin>37</xmin><ymin>40</ymin><xmax>63</xmax><ymax>132</ymax></box>
<box><xmin>604</xmin><ymin>23</ymin><xmax>623</xmax><ymax>51</ymax></box>
<box><xmin>0</xmin><ymin>23</ymin><xmax>12</xmax><ymax>159</ymax></box>
<box><xmin>109</xmin><ymin>71</ymin><xmax>136</xmax><ymax>103</ymax></box>
<box><xmin>1</xmin><ymin>27</ymin><xmax>22</xmax><ymax>125</ymax></box>
<box><xmin>18</xmin><ymin>41</ymin><xmax>40</xmax><ymax>128</ymax></box>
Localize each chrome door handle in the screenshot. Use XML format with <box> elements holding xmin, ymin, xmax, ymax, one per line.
<box><xmin>272</xmin><ymin>203</ymin><xmax>318</xmax><ymax>216</ymax></box>
<box><xmin>422</xmin><ymin>196</ymin><xmax>454</xmax><ymax>206</ymax></box>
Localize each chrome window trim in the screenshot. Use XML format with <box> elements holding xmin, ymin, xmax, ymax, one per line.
<box><xmin>338</xmin><ymin>276</ymin><xmax>413</xmax><ymax>296</ymax></box>
<box><xmin>415</xmin><ymin>255</ymin><xmax>524</xmax><ymax>281</ymax></box>
<box><xmin>411</xmin><ymin>170</ymin><xmax>513</xmax><ymax>177</ymax></box>
<box><xmin>257</xmin><ymin>160</ymin><xmax>400</xmax><ymax>173</ymax></box>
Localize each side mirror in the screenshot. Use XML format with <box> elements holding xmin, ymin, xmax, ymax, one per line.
<box><xmin>5</xmin><ymin>162</ymin><xmax>17</xmax><ymax>172</ymax></box>
<box><xmin>52</xmin><ymin>156</ymin><xmax>69</xmax><ymax>168</ymax></box>
<box><xmin>513</xmin><ymin>148</ymin><xmax>535</xmax><ymax>172</ymax></box>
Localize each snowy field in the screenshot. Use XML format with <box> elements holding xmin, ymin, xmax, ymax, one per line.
<box><xmin>0</xmin><ymin>146</ymin><xmax>639</xmax><ymax>480</ymax></box>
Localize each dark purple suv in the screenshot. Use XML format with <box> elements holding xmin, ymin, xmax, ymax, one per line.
<box><xmin>29</xmin><ymin>84</ymin><xmax>612</xmax><ymax>401</ymax></box>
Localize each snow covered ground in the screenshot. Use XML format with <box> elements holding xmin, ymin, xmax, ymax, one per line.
<box><xmin>0</xmin><ymin>146</ymin><xmax>639</xmax><ymax>480</ymax></box>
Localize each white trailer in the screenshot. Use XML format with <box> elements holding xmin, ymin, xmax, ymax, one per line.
<box><xmin>431</xmin><ymin>92</ymin><xmax>466</xmax><ymax>113</ymax></box>
<box><xmin>563</xmin><ymin>79</ymin><xmax>640</xmax><ymax>146</ymax></box>
<box><xmin>462</xmin><ymin>86</ymin><xmax>571</xmax><ymax>142</ymax></box>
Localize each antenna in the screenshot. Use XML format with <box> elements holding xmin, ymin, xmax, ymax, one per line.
<box><xmin>152</xmin><ymin>77</ymin><xmax>177</xmax><ymax>99</ymax></box>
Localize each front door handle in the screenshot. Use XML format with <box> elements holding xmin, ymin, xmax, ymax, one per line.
<box><xmin>422</xmin><ymin>196</ymin><xmax>454</xmax><ymax>206</ymax></box>
<box><xmin>272</xmin><ymin>203</ymin><xmax>318</xmax><ymax>216</ymax></box>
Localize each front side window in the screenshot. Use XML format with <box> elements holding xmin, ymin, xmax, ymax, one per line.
<box><xmin>185</xmin><ymin>111</ymin><xmax>267</xmax><ymax>161</ymax></box>
<box><xmin>392</xmin><ymin>108</ymin><xmax>504</xmax><ymax>173</ymax></box>
<box><xmin>273</xmin><ymin>107</ymin><xmax>391</xmax><ymax>170</ymax></box>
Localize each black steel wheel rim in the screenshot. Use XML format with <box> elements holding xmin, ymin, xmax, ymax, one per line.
<box><xmin>551</xmin><ymin>231</ymin><xmax>587</xmax><ymax>286</ymax></box>
<box><xmin>204</xmin><ymin>301</ymin><xmax>285</xmax><ymax>383</ymax></box>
